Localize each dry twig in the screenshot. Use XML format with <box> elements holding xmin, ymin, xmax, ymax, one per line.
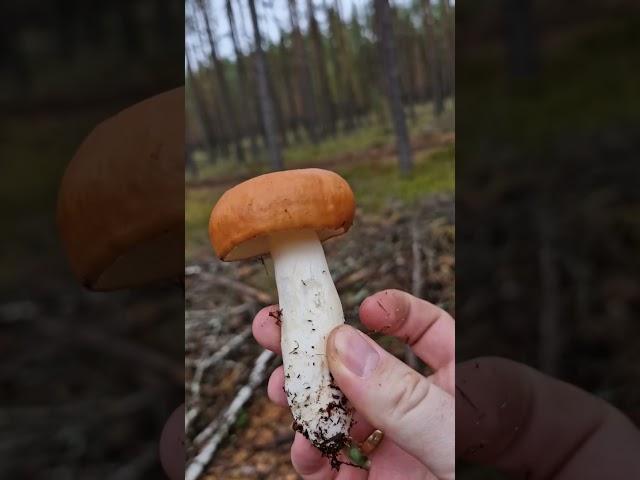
<box><xmin>186</xmin><ymin>349</ymin><xmax>275</xmax><ymax>480</ymax></box>
<box><xmin>206</xmin><ymin>276</ymin><xmax>273</xmax><ymax>305</ymax></box>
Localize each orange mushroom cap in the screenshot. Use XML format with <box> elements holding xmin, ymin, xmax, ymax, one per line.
<box><xmin>209</xmin><ymin>168</ymin><xmax>356</xmax><ymax>261</ymax></box>
<box><xmin>57</xmin><ymin>87</ymin><xmax>184</xmax><ymax>290</ymax></box>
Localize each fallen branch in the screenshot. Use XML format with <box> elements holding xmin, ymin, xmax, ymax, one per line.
<box><xmin>186</xmin><ymin>326</ymin><xmax>253</xmax><ymax>431</ymax></box>
<box><xmin>207</xmin><ymin>276</ymin><xmax>273</xmax><ymax>305</ymax></box>
<box><xmin>186</xmin><ymin>349</ymin><xmax>274</xmax><ymax>480</ymax></box>
<box><xmin>185</xmin><ymin>265</ymin><xmax>203</xmax><ymax>276</ymax></box>
<box><xmin>335</xmin><ymin>266</ymin><xmax>375</xmax><ymax>291</ymax></box>
<box><xmin>185</xmin><ymin>406</ymin><xmax>199</xmax><ymax>433</ymax></box>
<box><xmin>190</xmin><ymin>326</ymin><xmax>252</xmax><ymax>398</ymax></box>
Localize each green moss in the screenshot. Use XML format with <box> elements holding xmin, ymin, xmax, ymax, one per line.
<box><xmin>343</xmin><ymin>145</ymin><xmax>455</xmax><ymax>211</ymax></box>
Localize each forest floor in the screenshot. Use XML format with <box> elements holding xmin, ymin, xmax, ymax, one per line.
<box><xmin>185</xmin><ymin>110</ymin><xmax>455</xmax><ymax>478</ymax></box>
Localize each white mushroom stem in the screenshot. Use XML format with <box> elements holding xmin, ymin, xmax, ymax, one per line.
<box><xmin>269</xmin><ymin>229</ymin><xmax>352</xmax><ymax>452</ymax></box>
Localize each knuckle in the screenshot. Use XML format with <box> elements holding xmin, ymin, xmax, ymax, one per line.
<box><xmin>388</xmin><ymin>369</ymin><xmax>430</xmax><ymax>423</ymax></box>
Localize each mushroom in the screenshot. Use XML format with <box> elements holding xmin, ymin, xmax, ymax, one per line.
<box><xmin>209</xmin><ymin>168</ymin><xmax>355</xmax><ymax>456</ymax></box>
<box><xmin>56</xmin><ymin>88</ymin><xmax>185</xmax><ymax>479</ymax></box>
<box><xmin>57</xmin><ymin>87</ymin><xmax>184</xmax><ymax>290</ymax></box>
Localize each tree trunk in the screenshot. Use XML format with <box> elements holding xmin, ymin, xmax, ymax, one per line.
<box><xmin>288</xmin><ymin>0</ymin><xmax>320</xmax><ymax>143</ymax></box>
<box><xmin>248</xmin><ymin>0</ymin><xmax>284</xmax><ymax>171</ymax></box>
<box><xmin>328</xmin><ymin>7</ymin><xmax>358</xmax><ymax>131</ymax></box>
<box><xmin>307</xmin><ymin>0</ymin><xmax>337</xmax><ymax>136</ymax></box>
<box><xmin>278</xmin><ymin>31</ymin><xmax>303</xmax><ymax>142</ymax></box>
<box><xmin>197</xmin><ymin>0</ymin><xmax>245</xmax><ymax>163</ymax></box>
<box><xmin>422</xmin><ymin>0</ymin><xmax>444</xmax><ymax>116</ymax></box>
<box><xmin>186</xmin><ymin>48</ymin><xmax>219</xmax><ymax>164</ymax></box>
<box><xmin>375</xmin><ymin>0</ymin><xmax>413</xmax><ymax>175</ymax></box>
<box><xmin>226</xmin><ymin>0</ymin><xmax>260</xmax><ymax>161</ymax></box>
<box><xmin>116</xmin><ymin>0</ymin><xmax>141</xmax><ymax>55</ymax></box>
<box><xmin>504</xmin><ymin>0</ymin><xmax>538</xmax><ymax>79</ymax></box>
<box><xmin>267</xmin><ymin>52</ymin><xmax>290</xmax><ymax>148</ymax></box>
<box><xmin>440</xmin><ymin>0</ymin><xmax>455</xmax><ymax>96</ymax></box>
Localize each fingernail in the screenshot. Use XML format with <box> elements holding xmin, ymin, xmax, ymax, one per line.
<box><xmin>332</xmin><ymin>326</ymin><xmax>380</xmax><ymax>377</ymax></box>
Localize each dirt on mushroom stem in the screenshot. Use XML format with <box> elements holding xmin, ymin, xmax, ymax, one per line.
<box><xmin>269</xmin><ymin>229</ymin><xmax>353</xmax><ymax>459</ymax></box>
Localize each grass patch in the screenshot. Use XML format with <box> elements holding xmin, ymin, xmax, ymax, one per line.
<box><xmin>342</xmin><ymin>145</ymin><xmax>455</xmax><ymax>211</ymax></box>
<box><xmin>188</xmin><ymin>100</ymin><xmax>454</xmax><ymax>181</ymax></box>
<box><xmin>185</xmin><ymin>186</ymin><xmax>226</xmax><ymax>261</ymax></box>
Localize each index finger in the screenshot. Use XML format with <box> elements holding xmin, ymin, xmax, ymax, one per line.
<box><xmin>252</xmin><ymin>304</ymin><xmax>282</xmax><ymax>355</ymax></box>
<box><xmin>359</xmin><ymin>289</ymin><xmax>455</xmax><ymax>371</ymax></box>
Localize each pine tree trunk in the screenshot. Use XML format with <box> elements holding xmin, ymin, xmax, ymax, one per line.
<box><xmin>248</xmin><ymin>0</ymin><xmax>284</xmax><ymax>171</ymax></box>
<box><xmin>375</xmin><ymin>0</ymin><xmax>413</xmax><ymax>175</ymax></box>
<box><xmin>440</xmin><ymin>0</ymin><xmax>455</xmax><ymax>96</ymax></box>
<box><xmin>267</xmin><ymin>54</ymin><xmax>290</xmax><ymax>148</ymax></box>
<box><xmin>328</xmin><ymin>7</ymin><xmax>359</xmax><ymax>132</ymax></box>
<box><xmin>422</xmin><ymin>0</ymin><xmax>444</xmax><ymax>116</ymax></box>
<box><xmin>186</xmin><ymin>49</ymin><xmax>219</xmax><ymax>164</ymax></box>
<box><xmin>278</xmin><ymin>32</ymin><xmax>303</xmax><ymax>142</ymax></box>
<box><xmin>504</xmin><ymin>0</ymin><xmax>538</xmax><ymax>79</ymax></box>
<box><xmin>197</xmin><ymin>0</ymin><xmax>245</xmax><ymax>162</ymax></box>
<box><xmin>226</xmin><ymin>0</ymin><xmax>260</xmax><ymax>161</ymax></box>
<box><xmin>307</xmin><ymin>0</ymin><xmax>337</xmax><ymax>136</ymax></box>
<box><xmin>288</xmin><ymin>0</ymin><xmax>320</xmax><ymax>143</ymax></box>
<box><xmin>235</xmin><ymin>0</ymin><xmax>266</xmax><ymax>156</ymax></box>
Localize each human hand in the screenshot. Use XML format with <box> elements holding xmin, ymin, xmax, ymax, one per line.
<box><xmin>457</xmin><ymin>357</ymin><xmax>640</xmax><ymax>479</ymax></box>
<box><xmin>253</xmin><ymin>289</ymin><xmax>455</xmax><ymax>479</ymax></box>
<box><xmin>159</xmin><ymin>403</ymin><xmax>184</xmax><ymax>480</ymax></box>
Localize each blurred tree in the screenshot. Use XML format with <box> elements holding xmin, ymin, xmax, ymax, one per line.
<box><xmin>394</xmin><ymin>7</ymin><xmax>418</xmax><ymax>121</ymax></box>
<box><xmin>375</xmin><ymin>0</ymin><xmax>413</xmax><ymax>175</ymax></box>
<box><xmin>0</xmin><ymin>3</ymin><xmax>29</xmax><ymax>96</ymax></box>
<box><xmin>504</xmin><ymin>0</ymin><xmax>538</xmax><ymax>79</ymax></box>
<box><xmin>422</xmin><ymin>0</ymin><xmax>444</xmax><ymax>116</ymax></box>
<box><xmin>196</xmin><ymin>0</ymin><xmax>245</xmax><ymax>163</ymax></box>
<box><xmin>186</xmin><ymin>124</ymin><xmax>200</xmax><ymax>177</ymax></box>
<box><xmin>116</xmin><ymin>0</ymin><xmax>142</xmax><ymax>54</ymax></box>
<box><xmin>440</xmin><ymin>0</ymin><xmax>454</xmax><ymax>96</ymax></box>
<box><xmin>186</xmin><ymin>47</ymin><xmax>220</xmax><ymax>164</ymax></box>
<box><xmin>307</xmin><ymin>0</ymin><xmax>338</xmax><ymax>136</ymax></box>
<box><xmin>55</xmin><ymin>0</ymin><xmax>80</xmax><ymax>60</ymax></box>
<box><xmin>328</xmin><ymin>4</ymin><xmax>359</xmax><ymax>131</ymax></box>
<box><xmin>247</xmin><ymin>0</ymin><xmax>284</xmax><ymax>170</ymax></box>
<box><xmin>154</xmin><ymin>0</ymin><xmax>174</xmax><ymax>43</ymax></box>
<box><xmin>266</xmin><ymin>48</ymin><xmax>290</xmax><ymax>149</ymax></box>
<box><xmin>182</xmin><ymin>0</ymin><xmax>454</xmax><ymax>167</ymax></box>
<box><xmin>276</xmin><ymin>29</ymin><xmax>303</xmax><ymax>142</ymax></box>
<box><xmin>288</xmin><ymin>0</ymin><xmax>320</xmax><ymax>143</ymax></box>
<box><xmin>348</xmin><ymin>5</ymin><xmax>375</xmax><ymax>124</ymax></box>
<box><xmin>226</xmin><ymin>0</ymin><xmax>261</xmax><ymax>161</ymax></box>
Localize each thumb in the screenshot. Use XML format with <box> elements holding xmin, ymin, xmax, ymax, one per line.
<box><xmin>327</xmin><ymin>325</ymin><xmax>454</xmax><ymax>480</ymax></box>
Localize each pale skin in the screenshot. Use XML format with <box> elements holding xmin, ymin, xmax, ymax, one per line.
<box><xmin>253</xmin><ymin>289</ymin><xmax>456</xmax><ymax>480</ymax></box>
<box><xmin>161</xmin><ymin>290</ymin><xmax>640</xmax><ymax>479</ymax></box>
<box><xmin>253</xmin><ymin>289</ymin><xmax>640</xmax><ymax>480</ymax></box>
